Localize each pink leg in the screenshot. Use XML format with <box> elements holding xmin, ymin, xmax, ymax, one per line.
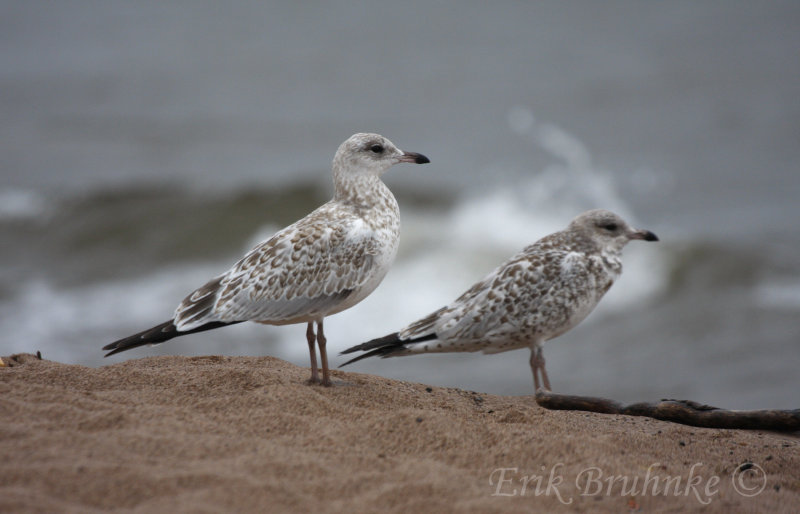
<box><xmin>306</xmin><ymin>322</ymin><xmax>320</xmax><ymax>384</ymax></box>
<box><xmin>529</xmin><ymin>348</ymin><xmax>540</xmax><ymax>391</ymax></box>
<box><xmin>529</xmin><ymin>346</ymin><xmax>552</xmax><ymax>392</ymax></box>
<box><xmin>316</xmin><ymin>320</ymin><xmax>331</xmax><ymax>387</ymax></box>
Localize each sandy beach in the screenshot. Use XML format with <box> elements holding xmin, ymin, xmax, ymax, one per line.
<box><xmin>1</xmin><ymin>352</ymin><xmax>797</xmax><ymax>513</ymax></box>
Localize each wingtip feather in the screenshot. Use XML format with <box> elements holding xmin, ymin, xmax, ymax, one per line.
<box><xmin>338</xmin><ymin>331</ymin><xmax>439</xmax><ymax>367</ymax></box>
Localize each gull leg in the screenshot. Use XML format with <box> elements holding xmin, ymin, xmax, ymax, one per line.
<box><xmin>306</xmin><ymin>322</ymin><xmax>320</xmax><ymax>384</ymax></box>
<box><xmin>316</xmin><ymin>319</ymin><xmax>331</xmax><ymax>387</ymax></box>
<box><xmin>530</xmin><ymin>348</ymin><xmax>540</xmax><ymax>391</ymax></box>
<box><xmin>538</xmin><ymin>347</ymin><xmax>552</xmax><ymax>391</ymax></box>
<box><xmin>530</xmin><ymin>345</ymin><xmax>551</xmax><ymax>392</ymax></box>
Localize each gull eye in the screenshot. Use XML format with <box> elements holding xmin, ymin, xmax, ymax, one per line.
<box><xmin>370</xmin><ymin>144</ymin><xmax>384</xmax><ymax>154</ymax></box>
<box><xmin>601</xmin><ymin>223</ymin><xmax>619</xmax><ymax>232</ymax></box>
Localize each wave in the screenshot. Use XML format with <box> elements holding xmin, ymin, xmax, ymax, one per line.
<box><xmin>755</xmin><ymin>278</ymin><xmax>800</xmax><ymax>310</ymax></box>
<box><xmin>0</xmin><ymin>188</ymin><xmax>50</xmax><ymax>221</ymax></box>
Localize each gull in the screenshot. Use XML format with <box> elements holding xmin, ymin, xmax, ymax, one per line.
<box><xmin>340</xmin><ymin>209</ymin><xmax>658</xmax><ymax>391</ymax></box>
<box><xmin>104</xmin><ymin>133</ymin><xmax>430</xmax><ymax>386</ymax></box>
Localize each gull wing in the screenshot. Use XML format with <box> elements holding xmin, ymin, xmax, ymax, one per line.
<box><xmin>174</xmin><ymin>204</ymin><xmax>385</xmax><ymax>330</ymax></box>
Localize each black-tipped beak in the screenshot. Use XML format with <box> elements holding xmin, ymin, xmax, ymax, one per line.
<box><xmin>398</xmin><ymin>151</ymin><xmax>430</xmax><ymax>164</ymax></box>
<box><xmin>631</xmin><ymin>229</ymin><xmax>659</xmax><ymax>242</ymax></box>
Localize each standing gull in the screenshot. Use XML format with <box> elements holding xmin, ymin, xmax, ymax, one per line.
<box><xmin>104</xmin><ymin>133</ymin><xmax>430</xmax><ymax>386</ymax></box>
<box><xmin>340</xmin><ymin>209</ymin><xmax>658</xmax><ymax>391</ymax></box>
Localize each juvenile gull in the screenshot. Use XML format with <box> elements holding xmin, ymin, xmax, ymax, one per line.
<box><xmin>340</xmin><ymin>209</ymin><xmax>658</xmax><ymax>391</ymax></box>
<box><xmin>104</xmin><ymin>133</ymin><xmax>430</xmax><ymax>386</ymax></box>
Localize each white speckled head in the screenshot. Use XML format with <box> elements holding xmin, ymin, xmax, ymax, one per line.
<box><xmin>333</xmin><ymin>133</ymin><xmax>429</xmax><ymax>178</ymax></box>
<box><xmin>571</xmin><ymin>209</ymin><xmax>659</xmax><ymax>252</ymax></box>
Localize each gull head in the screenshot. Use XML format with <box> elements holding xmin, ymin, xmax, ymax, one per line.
<box><xmin>570</xmin><ymin>209</ymin><xmax>659</xmax><ymax>253</ymax></box>
<box><xmin>333</xmin><ymin>133</ymin><xmax>430</xmax><ymax>178</ymax></box>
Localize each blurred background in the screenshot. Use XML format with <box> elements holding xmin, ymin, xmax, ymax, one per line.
<box><xmin>2</xmin><ymin>1</ymin><xmax>798</xmax><ymax>409</ymax></box>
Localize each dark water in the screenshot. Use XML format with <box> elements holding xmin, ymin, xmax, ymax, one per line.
<box><xmin>2</xmin><ymin>1</ymin><xmax>799</xmax><ymax>409</ymax></box>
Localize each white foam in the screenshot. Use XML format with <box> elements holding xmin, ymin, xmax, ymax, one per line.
<box><xmin>754</xmin><ymin>278</ymin><xmax>800</xmax><ymax>310</ymax></box>
<box><xmin>0</xmin><ymin>264</ymin><xmax>220</xmax><ymax>363</ymax></box>
<box><xmin>0</xmin><ymin>188</ymin><xmax>49</xmax><ymax>221</ymax></box>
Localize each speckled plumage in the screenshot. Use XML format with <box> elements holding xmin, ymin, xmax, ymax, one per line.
<box><xmin>104</xmin><ymin>133</ymin><xmax>430</xmax><ymax>386</ymax></box>
<box><xmin>340</xmin><ymin>209</ymin><xmax>658</xmax><ymax>391</ymax></box>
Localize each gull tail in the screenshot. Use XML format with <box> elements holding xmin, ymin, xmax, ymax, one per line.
<box><xmin>339</xmin><ymin>332</ymin><xmax>437</xmax><ymax>367</ymax></box>
<box><xmin>103</xmin><ymin>320</ymin><xmax>242</xmax><ymax>357</ymax></box>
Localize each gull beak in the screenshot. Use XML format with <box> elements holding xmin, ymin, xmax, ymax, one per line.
<box><xmin>397</xmin><ymin>151</ymin><xmax>430</xmax><ymax>164</ymax></box>
<box><xmin>630</xmin><ymin>229</ymin><xmax>659</xmax><ymax>242</ymax></box>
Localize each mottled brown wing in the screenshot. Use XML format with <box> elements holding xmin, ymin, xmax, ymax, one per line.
<box><xmin>174</xmin><ymin>208</ymin><xmax>382</xmax><ymax>330</ymax></box>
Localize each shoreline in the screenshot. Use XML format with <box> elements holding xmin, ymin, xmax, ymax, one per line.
<box><xmin>1</xmin><ymin>353</ymin><xmax>797</xmax><ymax>512</ymax></box>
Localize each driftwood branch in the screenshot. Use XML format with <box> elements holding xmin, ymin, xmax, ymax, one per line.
<box><xmin>534</xmin><ymin>390</ymin><xmax>800</xmax><ymax>432</ymax></box>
